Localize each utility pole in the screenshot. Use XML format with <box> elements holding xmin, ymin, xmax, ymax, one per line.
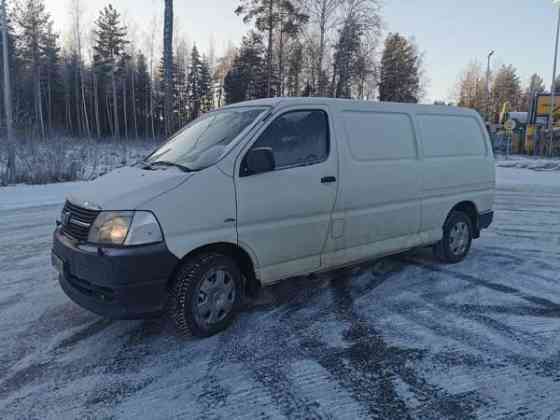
<box><xmin>550</xmin><ymin>1</ymin><xmax>560</xmax><ymax>157</ymax></box>
<box><xmin>486</xmin><ymin>50</ymin><xmax>494</xmax><ymax>123</ymax></box>
<box><xmin>1</xmin><ymin>0</ymin><xmax>15</xmax><ymax>184</ymax></box>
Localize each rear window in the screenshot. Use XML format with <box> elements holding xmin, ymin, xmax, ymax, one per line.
<box><xmin>342</xmin><ymin>111</ymin><xmax>416</xmax><ymax>161</ymax></box>
<box><xmin>418</xmin><ymin>114</ymin><xmax>486</xmax><ymax>158</ymax></box>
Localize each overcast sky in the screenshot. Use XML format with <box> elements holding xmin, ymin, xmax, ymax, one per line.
<box><xmin>44</xmin><ymin>0</ymin><xmax>560</xmax><ymax>103</ymax></box>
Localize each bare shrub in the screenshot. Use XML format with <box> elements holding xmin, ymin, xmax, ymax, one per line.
<box><xmin>0</xmin><ymin>137</ymin><xmax>160</xmax><ymax>185</ymax></box>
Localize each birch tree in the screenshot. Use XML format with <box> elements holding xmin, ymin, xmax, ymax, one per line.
<box><xmin>302</xmin><ymin>0</ymin><xmax>342</xmax><ymax>95</ymax></box>
<box><xmin>455</xmin><ymin>61</ymin><xmax>486</xmax><ymax>114</ymax></box>
<box><xmin>70</xmin><ymin>0</ymin><xmax>90</xmax><ymax>137</ymax></box>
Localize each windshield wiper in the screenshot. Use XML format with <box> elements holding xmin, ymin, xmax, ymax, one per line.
<box><xmin>144</xmin><ymin>160</ymin><xmax>191</xmax><ymax>172</ymax></box>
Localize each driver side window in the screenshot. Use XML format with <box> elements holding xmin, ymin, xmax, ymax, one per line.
<box><xmin>246</xmin><ymin>110</ymin><xmax>329</xmax><ymax>174</ymax></box>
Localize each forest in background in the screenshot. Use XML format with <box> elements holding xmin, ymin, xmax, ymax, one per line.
<box><xmin>0</xmin><ymin>0</ymin><xmax>425</xmax><ymax>144</ymax></box>
<box><xmin>0</xmin><ymin>0</ymin><xmax>553</xmax><ymax>184</ymax></box>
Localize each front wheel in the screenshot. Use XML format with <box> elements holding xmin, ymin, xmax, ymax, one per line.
<box><xmin>433</xmin><ymin>211</ymin><xmax>473</xmax><ymax>263</ymax></box>
<box><xmin>170</xmin><ymin>253</ymin><xmax>242</xmax><ymax>337</ymax></box>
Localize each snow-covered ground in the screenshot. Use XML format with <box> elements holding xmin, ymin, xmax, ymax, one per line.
<box><xmin>1</xmin><ymin>166</ymin><xmax>559</xmax><ymax>419</ymax></box>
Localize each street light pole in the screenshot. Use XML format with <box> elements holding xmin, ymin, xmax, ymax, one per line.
<box><xmin>486</xmin><ymin>50</ymin><xmax>495</xmax><ymax>123</ymax></box>
<box><xmin>549</xmin><ymin>1</ymin><xmax>560</xmax><ymax>157</ymax></box>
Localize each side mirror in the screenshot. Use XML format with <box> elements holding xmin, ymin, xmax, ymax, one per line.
<box><xmin>244</xmin><ymin>147</ymin><xmax>275</xmax><ymax>175</ymax></box>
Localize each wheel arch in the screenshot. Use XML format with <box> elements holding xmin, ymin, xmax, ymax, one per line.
<box><xmin>448</xmin><ymin>201</ymin><xmax>480</xmax><ymax>238</ymax></box>
<box><xmin>168</xmin><ymin>242</ymin><xmax>261</xmax><ymax>296</ymax></box>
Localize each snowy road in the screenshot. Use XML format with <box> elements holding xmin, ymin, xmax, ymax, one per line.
<box><xmin>1</xmin><ymin>168</ymin><xmax>560</xmax><ymax>419</ymax></box>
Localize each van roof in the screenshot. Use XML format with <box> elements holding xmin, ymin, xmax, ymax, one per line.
<box><xmin>223</xmin><ymin>97</ymin><xmax>480</xmax><ymax>117</ymax></box>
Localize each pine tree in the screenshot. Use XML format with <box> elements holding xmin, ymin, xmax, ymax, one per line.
<box><xmin>379</xmin><ymin>33</ymin><xmax>421</xmax><ymax>103</ymax></box>
<box><xmin>332</xmin><ymin>15</ymin><xmax>362</xmax><ymax>98</ymax></box>
<box><xmin>187</xmin><ymin>44</ymin><xmax>202</xmax><ymax>119</ymax></box>
<box><xmin>42</xmin><ymin>20</ymin><xmax>62</xmax><ymax>133</ymax></box>
<box><xmin>93</xmin><ymin>4</ymin><xmax>129</xmax><ymax>138</ymax></box>
<box><xmin>134</xmin><ymin>52</ymin><xmax>151</xmax><ymax>137</ymax></box>
<box><xmin>157</xmin><ymin>51</ymin><xmax>181</xmax><ymax>128</ymax></box>
<box><xmin>224</xmin><ymin>31</ymin><xmax>266</xmax><ymax>104</ymax></box>
<box><xmin>15</xmin><ymin>0</ymin><xmax>52</xmax><ymax>137</ymax></box>
<box><xmin>0</xmin><ymin>1</ymin><xmax>16</xmax><ymax>129</ymax></box>
<box><xmin>199</xmin><ymin>55</ymin><xmax>213</xmax><ymax>112</ymax></box>
<box><xmin>235</xmin><ymin>0</ymin><xmax>275</xmax><ymax>97</ymax></box>
<box><xmin>235</xmin><ymin>0</ymin><xmax>307</xmax><ymax>97</ymax></box>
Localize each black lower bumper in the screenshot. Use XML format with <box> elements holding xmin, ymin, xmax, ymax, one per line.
<box><xmin>52</xmin><ymin>228</ymin><xmax>179</xmax><ymax>319</ymax></box>
<box><xmin>479</xmin><ymin>211</ymin><xmax>494</xmax><ymax>230</ymax></box>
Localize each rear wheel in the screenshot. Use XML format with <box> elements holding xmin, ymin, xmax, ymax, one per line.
<box><xmin>433</xmin><ymin>211</ymin><xmax>473</xmax><ymax>263</ymax></box>
<box><xmin>170</xmin><ymin>253</ymin><xmax>242</xmax><ymax>337</ymax></box>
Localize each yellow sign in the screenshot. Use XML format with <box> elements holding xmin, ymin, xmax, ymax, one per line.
<box><xmin>536</xmin><ymin>95</ymin><xmax>560</xmax><ymax>116</ymax></box>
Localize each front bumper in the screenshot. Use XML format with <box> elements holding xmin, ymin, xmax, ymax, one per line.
<box><xmin>52</xmin><ymin>228</ymin><xmax>179</xmax><ymax>319</ymax></box>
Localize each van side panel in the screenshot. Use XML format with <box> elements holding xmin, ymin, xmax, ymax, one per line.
<box><xmin>323</xmin><ymin>109</ymin><xmax>424</xmax><ymax>267</ymax></box>
<box><xmin>416</xmin><ymin>113</ymin><xmax>495</xmax><ymax>235</ymax></box>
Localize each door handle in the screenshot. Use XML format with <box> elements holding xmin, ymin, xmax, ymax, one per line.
<box><xmin>321</xmin><ymin>176</ymin><xmax>336</xmax><ymax>184</ymax></box>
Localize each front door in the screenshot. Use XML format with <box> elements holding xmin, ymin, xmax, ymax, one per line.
<box><xmin>235</xmin><ymin>108</ymin><xmax>338</xmax><ymax>284</ymax></box>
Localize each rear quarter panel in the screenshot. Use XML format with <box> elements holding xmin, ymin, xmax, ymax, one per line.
<box><xmin>415</xmin><ymin>111</ymin><xmax>495</xmax><ymax>233</ymax></box>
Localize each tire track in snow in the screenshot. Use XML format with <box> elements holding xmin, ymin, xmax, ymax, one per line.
<box><xmin>393</xmin><ymin>261</ymin><xmax>560</xmax><ymax>384</ymax></box>
<box><xmin>406</xmin><ymin>260</ymin><xmax>560</xmax><ymax>311</ymax></box>
<box><xmin>310</xmin><ymin>267</ymin><xmax>482</xmax><ymax>420</ymax></box>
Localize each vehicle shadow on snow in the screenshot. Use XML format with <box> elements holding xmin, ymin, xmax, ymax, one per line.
<box><xmin>60</xmin><ymin>253</ymin><xmax>422</xmax><ymax>348</ymax></box>
<box><xmin>53</xmin><ymin>254</ymin><xmax>415</xmax><ymax>352</ymax></box>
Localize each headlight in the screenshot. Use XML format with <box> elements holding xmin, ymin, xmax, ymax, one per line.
<box><xmin>88</xmin><ymin>211</ymin><xmax>163</xmax><ymax>246</ymax></box>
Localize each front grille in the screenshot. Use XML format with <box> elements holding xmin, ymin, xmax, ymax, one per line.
<box><xmin>60</xmin><ymin>200</ymin><xmax>100</xmax><ymax>242</ymax></box>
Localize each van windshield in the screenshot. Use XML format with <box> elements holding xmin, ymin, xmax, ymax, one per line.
<box><xmin>145</xmin><ymin>106</ymin><xmax>269</xmax><ymax>171</ymax></box>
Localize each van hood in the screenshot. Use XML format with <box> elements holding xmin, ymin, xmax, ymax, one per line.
<box><xmin>67</xmin><ymin>166</ymin><xmax>192</xmax><ymax>210</ymax></box>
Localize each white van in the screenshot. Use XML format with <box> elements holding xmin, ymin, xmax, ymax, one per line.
<box><xmin>52</xmin><ymin>98</ymin><xmax>495</xmax><ymax>337</ymax></box>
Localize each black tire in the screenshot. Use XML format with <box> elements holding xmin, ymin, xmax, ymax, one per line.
<box><xmin>433</xmin><ymin>211</ymin><xmax>473</xmax><ymax>263</ymax></box>
<box><xmin>169</xmin><ymin>253</ymin><xmax>242</xmax><ymax>337</ymax></box>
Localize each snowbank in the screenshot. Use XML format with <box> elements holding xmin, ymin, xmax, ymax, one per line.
<box><xmin>496</xmin><ymin>155</ymin><xmax>560</xmax><ymax>171</ymax></box>
<box><xmin>0</xmin><ymin>181</ymin><xmax>83</xmax><ymax>211</ymax></box>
